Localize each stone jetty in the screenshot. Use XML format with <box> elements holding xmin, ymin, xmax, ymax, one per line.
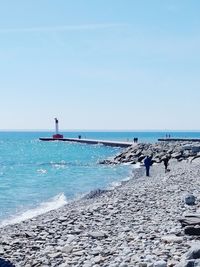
<box><xmin>1</xmin><ymin>142</ymin><xmax>200</xmax><ymax>266</ymax></box>
<box><xmin>100</xmin><ymin>141</ymin><xmax>200</xmax><ymax>165</ymax></box>
<box><xmin>39</xmin><ymin>137</ymin><xmax>134</xmax><ymax>148</ymax></box>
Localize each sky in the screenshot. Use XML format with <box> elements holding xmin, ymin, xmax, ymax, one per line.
<box><xmin>0</xmin><ymin>0</ymin><xmax>200</xmax><ymax>131</ymax></box>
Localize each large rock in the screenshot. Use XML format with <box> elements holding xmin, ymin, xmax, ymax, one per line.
<box><xmin>171</xmin><ymin>152</ymin><xmax>182</xmax><ymax>159</ymax></box>
<box><xmin>192</xmin><ymin>146</ymin><xmax>200</xmax><ymax>153</ymax></box>
<box><xmin>186</xmin><ymin>245</ymin><xmax>200</xmax><ymax>260</ymax></box>
<box><xmin>185</xmin><ymin>194</ymin><xmax>196</xmax><ymax>205</ymax></box>
<box><xmin>176</xmin><ymin>244</ymin><xmax>200</xmax><ymax>267</ymax></box>
<box><xmin>176</xmin><ymin>259</ymin><xmax>200</xmax><ymax>267</ymax></box>
<box><xmin>185</xmin><ymin>226</ymin><xmax>200</xmax><ymax>236</ymax></box>
<box><xmin>179</xmin><ymin>214</ymin><xmax>200</xmax><ymax>227</ymax></box>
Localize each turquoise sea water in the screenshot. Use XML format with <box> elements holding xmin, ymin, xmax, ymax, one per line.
<box><xmin>0</xmin><ymin>131</ymin><xmax>200</xmax><ymax>226</ymax></box>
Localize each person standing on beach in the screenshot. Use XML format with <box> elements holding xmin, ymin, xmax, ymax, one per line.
<box><xmin>144</xmin><ymin>156</ymin><xmax>152</xmax><ymax>177</ymax></box>
<box><xmin>163</xmin><ymin>155</ymin><xmax>170</xmax><ymax>173</ymax></box>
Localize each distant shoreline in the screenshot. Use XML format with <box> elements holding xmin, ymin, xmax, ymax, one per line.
<box><xmin>1</xmin><ymin>129</ymin><xmax>200</xmax><ymax>132</ymax></box>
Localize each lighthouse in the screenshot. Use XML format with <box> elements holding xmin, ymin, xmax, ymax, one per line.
<box><xmin>52</xmin><ymin>118</ymin><xmax>64</xmax><ymax>139</ymax></box>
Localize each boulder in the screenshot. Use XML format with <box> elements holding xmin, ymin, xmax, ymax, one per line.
<box><xmin>179</xmin><ymin>214</ymin><xmax>200</xmax><ymax>229</ymax></box>
<box><xmin>176</xmin><ymin>244</ymin><xmax>200</xmax><ymax>267</ymax></box>
<box><xmin>185</xmin><ymin>226</ymin><xmax>200</xmax><ymax>236</ymax></box>
<box><xmin>186</xmin><ymin>245</ymin><xmax>200</xmax><ymax>260</ymax></box>
<box><xmin>192</xmin><ymin>146</ymin><xmax>200</xmax><ymax>153</ymax></box>
<box><xmin>185</xmin><ymin>194</ymin><xmax>196</xmax><ymax>205</ymax></box>
<box><xmin>176</xmin><ymin>259</ymin><xmax>200</xmax><ymax>267</ymax></box>
<box><xmin>138</xmin><ymin>155</ymin><xmax>146</xmax><ymax>162</ymax></box>
<box><xmin>171</xmin><ymin>152</ymin><xmax>182</xmax><ymax>159</ymax></box>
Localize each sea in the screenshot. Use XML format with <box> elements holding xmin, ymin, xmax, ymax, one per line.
<box><xmin>0</xmin><ymin>131</ymin><xmax>200</xmax><ymax>227</ymax></box>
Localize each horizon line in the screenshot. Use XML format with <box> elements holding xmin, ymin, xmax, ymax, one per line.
<box><xmin>0</xmin><ymin>129</ymin><xmax>200</xmax><ymax>132</ymax></box>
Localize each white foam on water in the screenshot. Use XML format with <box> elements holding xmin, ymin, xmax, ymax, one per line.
<box><xmin>133</xmin><ymin>162</ymin><xmax>141</xmax><ymax>169</ymax></box>
<box><xmin>37</xmin><ymin>168</ymin><xmax>47</xmax><ymax>174</ymax></box>
<box><xmin>0</xmin><ymin>193</ymin><xmax>67</xmax><ymax>227</ymax></box>
<box><xmin>122</xmin><ymin>176</ymin><xmax>131</xmax><ymax>182</ymax></box>
<box><xmin>108</xmin><ymin>175</ymin><xmax>131</xmax><ymax>190</ymax></box>
<box><xmin>109</xmin><ymin>181</ymin><xmax>122</xmax><ymax>189</ymax></box>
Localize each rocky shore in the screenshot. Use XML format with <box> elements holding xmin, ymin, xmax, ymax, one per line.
<box><xmin>1</xmin><ymin>142</ymin><xmax>200</xmax><ymax>267</ymax></box>
<box><xmin>100</xmin><ymin>141</ymin><xmax>200</xmax><ymax>165</ymax></box>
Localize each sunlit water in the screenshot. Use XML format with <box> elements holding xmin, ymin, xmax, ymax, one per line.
<box><xmin>0</xmin><ymin>131</ymin><xmax>199</xmax><ymax>226</ymax></box>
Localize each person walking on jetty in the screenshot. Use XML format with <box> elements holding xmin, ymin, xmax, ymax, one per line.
<box><xmin>144</xmin><ymin>155</ymin><xmax>152</xmax><ymax>177</ymax></box>
<box><xmin>163</xmin><ymin>155</ymin><xmax>170</xmax><ymax>173</ymax></box>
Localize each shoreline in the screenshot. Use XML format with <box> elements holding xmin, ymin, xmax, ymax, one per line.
<box><xmin>0</xmin><ymin>163</ymin><xmax>134</xmax><ymax>229</ymax></box>
<box><xmin>1</xmin><ymin>157</ymin><xmax>200</xmax><ymax>266</ymax></box>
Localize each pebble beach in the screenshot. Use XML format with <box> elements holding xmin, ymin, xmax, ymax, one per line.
<box><xmin>1</xmin><ymin>143</ymin><xmax>200</xmax><ymax>267</ymax></box>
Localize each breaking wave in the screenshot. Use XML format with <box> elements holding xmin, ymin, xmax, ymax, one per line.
<box><xmin>0</xmin><ymin>193</ymin><xmax>67</xmax><ymax>227</ymax></box>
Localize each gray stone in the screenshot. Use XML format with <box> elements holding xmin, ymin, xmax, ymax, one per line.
<box><xmin>192</xmin><ymin>146</ymin><xmax>200</xmax><ymax>153</ymax></box>
<box><xmin>185</xmin><ymin>194</ymin><xmax>196</xmax><ymax>205</ymax></box>
<box><xmin>93</xmin><ymin>256</ymin><xmax>103</xmax><ymax>264</ymax></box>
<box><xmin>153</xmin><ymin>260</ymin><xmax>167</xmax><ymax>267</ymax></box>
<box><xmin>186</xmin><ymin>245</ymin><xmax>200</xmax><ymax>260</ymax></box>
<box><xmin>161</xmin><ymin>234</ymin><xmax>183</xmax><ymax>243</ymax></box>
<box><xmin>139</xmin><ymin>263</ymin><xmax>148</xmax><ymax>267</ymax></box>
<box><xmin>72</xmin><ymin>251</ymin><xmax>84</xmax><ymax>256</ymax></box>
<box><xmin>176</xmin><ymin>259</ymin><xmax>199</xmax><ymax>267</ymax></box>
<box><xmin>0</xmin><ymin>246</ymin><xmax>4</xmax><ymax>254</ymax></box>
<box><xmin>185</xmin><ymin>226</ymin><xmax>200</xmax><ymax>236</ymax></box>
<box><xmin>62</xmin><ymin>245</ymin><xmax>73</xmax><ymax>254</ymax></box>
<box><xmin>88</xmin><ymin>231</ymin><xmax>107</xmax><ymax>239</ymax></box>
<box><xmin>66</xmin><ymin>235</ymin><xmax>76</xmax><ymax>243</ymax></box>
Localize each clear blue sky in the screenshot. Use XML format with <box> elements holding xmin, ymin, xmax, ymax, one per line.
<box><xmin>0</xmin><ymin>0</ymin><xmax>200</xmax><ymax>130</ymax></box>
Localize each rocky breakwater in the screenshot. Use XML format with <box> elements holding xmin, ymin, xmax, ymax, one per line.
<box><xmin>100</xmin><ymin>141</ymin><xmax>200</xmax><ymax>165</ymax></box>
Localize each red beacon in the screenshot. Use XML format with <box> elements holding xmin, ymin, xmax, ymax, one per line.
<box><xmin>52</xmin><ymin>118</ymin><xmax>63</xmax><ymax>139</ymax></box>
